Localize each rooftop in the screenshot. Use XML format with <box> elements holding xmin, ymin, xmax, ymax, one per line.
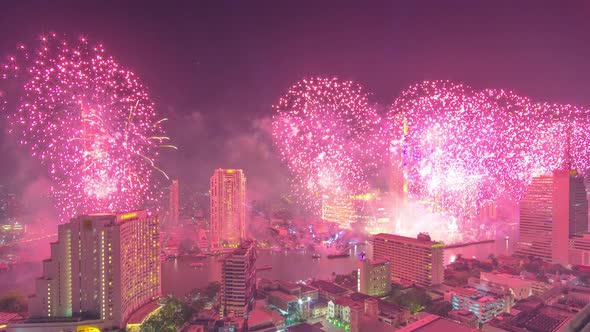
<box><xmin>373</xmin><ymin>233</ymin><xmax>442</xmax><ymax>247</ymax></box>
<box><xmin>126</xmin><ymin>300</ymin><xmax>161</xmax><ymax>325</ymax></box>
<box><xmin>358</xmin><ymin>317</ymin><xmax>397</xmax><ymax>332</ymax></box>
<box><xmin>451</xmin><ymin>285</ymin><xmax>507</xmax><ymax>302</ymax></box>
<box><xmin>0</xmin><ymin>312</ymin><xmax>23</xmax><ymax>324</ymax></box>
<box><xmin>268</xmin><ymin>290</ymin><xmax>298</xmax><ymax>302</ymax></box>
<box><xmin>486</xmin><ymin>297</ymin><xmax>579</xmax><ymax>332</ymax></box>
<box><xmin>396</xmin><ymin>314</ymin><xmax>476</xmax><ymax>332</ymax></box>
<box><xmin>449</xmin><ymin>309</ymin><xmax>477</xmax><ymax>319</ymax></box>
<box><xmin>333</xmin><ymin>297</ymin><xmax>360</xmax><ymax>308</ymax></box>
<box><xmin>309</xmin><ymin>280</ymin><xmax>349</xmax><ymax>296</ymax></box>
<box><xmin>287</xmin><ymin>322</ymin><xmax>326</xmax><ymax>332</ymax></box>
<box><xmin>481</xmin><ymin>271</ymin><xmax>534</xmax><ymax>287</ymax></box>
<box><xmin>247</xmin><ymin>308</ymin><xmax>273</xmax><ymax>328</ymax></box>
<box><xmin>227</xmin><ymin>240</ymin><xmax>255</xmax><ymax>257</ymax></box>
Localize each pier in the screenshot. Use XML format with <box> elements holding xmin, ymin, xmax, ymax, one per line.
<box><xmin>444</xmin><ymin>239</ymin><xmax>495</xmax><ymax>249</ymax></box>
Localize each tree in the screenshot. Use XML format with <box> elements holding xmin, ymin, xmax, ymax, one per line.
<box><xmin>523</xmin><ymin>261</ymin><xmax>542</xmax><ymax>274</ymax></box>
<box><xmin>395</xmin><ymin>288</ymin><xmax>432</xmax><ymax>313</ymax></box>
<box><xmin>0</xmin><ymin>291</ymin><xmax>27</xmax><ymax>312</ymax></box>
<box><xmin>427</xmin><ymin>301</ymin><xmax>453</xmax><ymax>317</ymax></box>
<box><xmin>141</xmin><ymin>299</ymin><xmax>194</xmax><ymax>332</ymax></box>
<box><xmin>488</xmin><ymin>254</ymin><xmax>499</xmax><ymax>268</ymax></box>
<box><xmin>204</xmin><ymin>281</ymin><xmax>221</xmax><ymax>299</ymax></box>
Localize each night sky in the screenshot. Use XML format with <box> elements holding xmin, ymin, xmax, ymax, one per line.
<box><xmin>1</xmin><ymin>0</ymin><xmax>590</xmax><ymax>201</ymax></box>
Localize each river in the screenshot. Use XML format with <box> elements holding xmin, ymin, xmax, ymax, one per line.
<box><xmin>0</xmin><ymin>229</ymin><xmax>519</xmax><ymax>298</ymax></box>
<box><xmin>162</xmin><ymin>230</ymin><xmax>518</xmax><ymax>297</ymax></box>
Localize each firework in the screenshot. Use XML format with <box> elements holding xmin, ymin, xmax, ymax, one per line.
<box><xmin>275</xmin><ymin>78</ymin><xmax>590</xmax><ymax>230</ymax></box>
<box><xmin>2</xmin><ymin>34</ymin><xmax>173</xmax><ymax>220</ymax></box>
<box><xmin>272</xmin><ymin>77</ymin><xmax>387</xmax><ymax>211</ymax></box>
<box><xmin>389</xmin><ymin>81</ymin><xmax>590</xmax><ymax>221</ymax></box>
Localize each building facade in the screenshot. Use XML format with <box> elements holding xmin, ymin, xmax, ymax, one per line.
<box><xmin>517</xmin><ymin>170</ymin><xmax>588</xmax><ymax>264</ymax></box>
<box><xmin>372</xmin><ymin>233</ymin><xmax>444</xmax><ymax>287</ymax></box>
<box><xmin>446</xmin><ymin>285</ymin><xmax>511</xmax><ymax>325</ymax></box>
<box><xmin>210</xmin><ymin>169</ymin><xmax>247</xmax><ymax>247</ymax></box>
<box><xmin>357</xmin><ymin>259</ymin><xmax>391</xmax><ymax>297</ymax></box>
<box><xmin>321</xmin><ymin>193</ymin><xmax>391</xmax><ymax>233</ymax></box>
<box><xmin>327</xmin><ymin>298</ymin><xmax>363</xmax><ymax>324</ymax></box>
<box><xmin>18</xmin><ymin>211</ymin><xmax>160</xmax><ymax>331</ymax></box>
<box><xmin>479</xmin><ymin>272</ymin><xmax>533</xmax><ymax>301</ymax></box>
<box><xmin>220</xmin><ymin>240</ymin><xmax>256</xmax><ymax>318</ymax></box>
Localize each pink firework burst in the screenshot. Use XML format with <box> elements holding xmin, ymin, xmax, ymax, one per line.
<box><xmin>272</xmin><ymin>77</ymin><xmax>387</xmax><ymax>212</ymax></box>
<box><xmin>2</xmin><ymin>34</ymin><xmax>174</xmax><ymax>221</ymax></box>
<box><xmin>389</xmin><ymin>80</ymin><xmax>590</xmax><ymax>221</ymax></box>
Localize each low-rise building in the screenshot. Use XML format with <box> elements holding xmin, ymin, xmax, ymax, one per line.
<box><xmin>326</xmin><ymin>292</ymin><xmax>410</xmax><ymax>328</ymax></box>
<box><xmin>446</xmin><ymin>284</ymin><xmax>512</xmax><ymax>325</ymax></box>
<box><xmin>357</xmin><ymin>259</ymin><xmax>391</xmax><ymax>297</ymax></box>
<box><xmin>480</xmin><ymin>272</ymin><xmax>533</xmax><ymax>300</ymax></box>
<box><xmin>267</xmin><ymin>291</ymin><xmax>298</xmax><ymax>313</ymax></box>
<box><xmin>258</xmin><ymin>279</ymin><xmax>320</xmax><ymax>319</ymax></box>
<box><xmin>396</xmin><ymin>314</ymin><xmax>477</xmax><ymax>332</ymax></box>
<box><xmin>448</xmin><ymin>309</ymin><xmax>479</xmax><ymax>328</ymax></box>
<box><xmin>328</xmin><ymin>297</ymin><xmax>363</xmax><ymax>324</ymax></box>
<box><xmin>247</xmin><ymin>307</ymin><xmax>285</xmax><ymax>332</ymax></box>
<box><xmin>483</xmin><ymin>292</ymin><xmax>590</xmax><ymax>332</ymax></box>
<box><xmin>310</xmin><ymin>301</ymin><xmax>328</xmax><ymax>319</ymax></box>
<box><xmin>309</xmin><ymin>280</ymin><xmax>351</xmax><ymax>302</ymax></box>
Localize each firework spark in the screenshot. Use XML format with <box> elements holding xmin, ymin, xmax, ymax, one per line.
<box><xmin>389</xmin><ymin>80</ymin><xmax>590</xmax><ymax>221</ymax></box>
<box><xmin>274</xmin><ymin>78</ymin><xmax>590</xmax><ymax>229</ymax></box>
<box><xmin>2</xmin><ymin>34</ymin><xmax>173</xmax><ymax>220</ymax></box>
<box><xmin>272</xmin><ymin>77</ymin><xmax>387</xmax><ymax>212</ymax></box>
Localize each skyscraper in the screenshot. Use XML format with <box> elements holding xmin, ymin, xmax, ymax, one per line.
<box><xmin>21</xmin><ymin>211</ymin><xmax>160</xmax><ymax>331</ymax></box>
<box><xmin>220</xmin><ymin>240</ymin><xmax>257</xmax><ymax>318</ymax></box>
<box><xmin>517</xmin><ymin>170</ymin><xmax>588</xmax><ymax>264</ymax></box>
<box><xmin>210</xmin><ymin>169</ymin><xmax>246</xmax><ymax>247</ymax></box>
<box><xmin>373</xmin><ymin>233</ymin><xmax>444</xmax><ymax>287</ymax></box>
<box><xmin>169</xmin><ymin>179</ymin><xmax>179</xmax><ymax>227</ymax></box>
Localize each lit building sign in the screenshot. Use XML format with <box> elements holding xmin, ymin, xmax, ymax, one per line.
<box><xmin>119</xmin><ymin>212</ymin><xmax>138</xmax><ymax>221</ymax></box>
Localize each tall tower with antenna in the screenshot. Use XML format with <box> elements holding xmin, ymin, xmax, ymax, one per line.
<box><xmin>168</xmin><ymin>179</ymin><xmax>179</xmax><ymax>227</ymax></box>
<box><xmin>517</xmin><ymin>121</ymin><xmax>588</xmax><ymax>264</ymax></box>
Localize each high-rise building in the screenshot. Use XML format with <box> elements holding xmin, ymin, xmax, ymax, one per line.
<box><xmin>210</xmin><ymin>169</ymin><xmax>246</xmax><ymax>247</ymax></box>
<box><xmin>18</xmin><ymin>211</ymin><xmax>160</xmax><ymax>331</ymax></box>
<box><xmin>357</xmin><ymin>259</ymin><xmax>391</xmax><ymax>297</ymax></box>
<box><xmin>517</xmin><ymin>170</ymin><xmax>588</xmax><ymax>264</ymax></box>
<box><xmin>372</xmin><ymin>233</ymin><xmax>444</xmax><ymax>287</ymax></box>
<box><xmin>321</xmin><ymin>193</ymin><xmax>391</xmax><ymax>232</ymax></box>
<box><xmin>168</xmin><ymin>179</ymin><xmax>179</xmax><ymax>227</ymax></box>
<box><xmin>220</xmin><ymin>240</ymin><xmax>256</xmax><ymax>318</ymax></box>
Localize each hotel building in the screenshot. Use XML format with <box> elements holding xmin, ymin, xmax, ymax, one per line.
<box><xmin>210</xmin><ymin>169</ymin><xmax>247</xmax><ymax>247</ymax></box>
<box><xmin>10</xmin><ymin>211</ymin><xmax>160</xmax><ymax>332</ymax></box>
<box><xmin>373</xmin><ymin>233</ymin><xmax>444</xmax><ymax>287</ymax></box>
<box><xmin>220</xmin><ymin>240</ymin><xmax>256</xmax><ymax>318</ymax></box>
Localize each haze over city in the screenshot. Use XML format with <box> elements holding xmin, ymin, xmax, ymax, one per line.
<box><xmin>0</xmin><ymin>1</ymin><xmax>590</xmax><ymax>332</ymax></box>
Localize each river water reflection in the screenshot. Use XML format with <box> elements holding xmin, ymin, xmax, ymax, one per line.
<box><xmin>162</xmin><ymin>232</ymin><xmax>518</xmax><ymax>298</ymax></box>
<box><xmin>162</xmin><ymin>246</ymin><xmax>365</xmax><ymax>297</ymax></box>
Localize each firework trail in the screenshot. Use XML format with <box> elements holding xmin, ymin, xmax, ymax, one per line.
<box><xmin>2</xmin><ymin>34</ymin><xmax>174</xmax><ymax>220</ymax></box>
<box><xmin>272</xmin><ymin>77</ymin><xmax>387</xmax><ymax>212</ymax></box>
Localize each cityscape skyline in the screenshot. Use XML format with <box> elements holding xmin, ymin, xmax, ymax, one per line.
<box><xmin>2</xmin><ymin>1</ymin><xmax>590</xmax><ymax>332</ymax></box>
